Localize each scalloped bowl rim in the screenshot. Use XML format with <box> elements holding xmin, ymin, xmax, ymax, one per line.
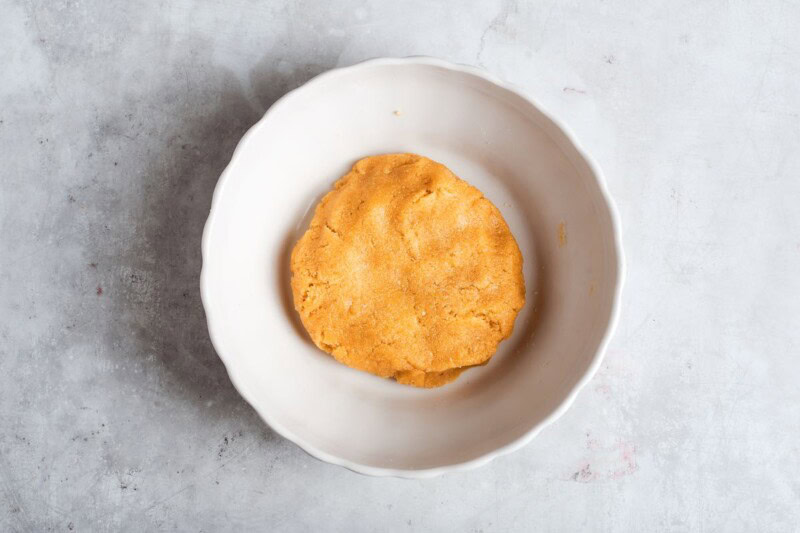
<box><xmin>200</xmin><ymin>56</ymin><xmax>625</xmax><ymax>478</ymax></box>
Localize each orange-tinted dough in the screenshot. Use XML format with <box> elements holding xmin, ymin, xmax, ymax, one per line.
<box><xmin>290</xmin><ymin>154</ymin><xmax>525</xmax><ymax>387</ymax></box>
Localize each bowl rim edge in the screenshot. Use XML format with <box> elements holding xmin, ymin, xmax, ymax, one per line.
<box><xmin>199</xmin><ymin>56</ymin><xmax>626</xmax><ymax>479</ymax></box>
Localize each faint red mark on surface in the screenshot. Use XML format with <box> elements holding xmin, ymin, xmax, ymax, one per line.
<box><xmin>595</xmin><ymin>383</ymin><xmax>612</xmax><ymax>398</ymax></box>
<box><xmin>569</xmin><ymin>440</ymin><xmax>639</xmax><ymax>482</ymax></box>
<box><xmin>610</xmin><ymin>442</ymin><xmax>638</xmax><ymax>479</ymax></box>
<box><xmin>89</xmin><ymin>262</ymin><xmax>97</xmax><ymax>269</ymax></box>
<box><xmin>96</xmin><ymin>286</ymin><xmax>103</xmax><ymax>296</ymax></box>
<box><xmin>563</xmin><ymin>87</ymin><xmax>587</xmax><ymax>94</ymax></box>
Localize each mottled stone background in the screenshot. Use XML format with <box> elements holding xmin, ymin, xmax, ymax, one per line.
<box><xmin>1</xmin><ymin>1</ymin><xmax>799</xmax><ymax>531</ymax></box>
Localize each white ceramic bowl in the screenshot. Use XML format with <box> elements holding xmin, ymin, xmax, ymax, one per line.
<box><xmin>201</xmin><ymin>57</ymin><xmax>623</xmax><ymax>477</ymax></box>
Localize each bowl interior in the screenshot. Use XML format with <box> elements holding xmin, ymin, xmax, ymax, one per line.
<box><xmin>202</xmin><ymin>60</ymin><xmax>620</xmax><ymax>473</ymax></box>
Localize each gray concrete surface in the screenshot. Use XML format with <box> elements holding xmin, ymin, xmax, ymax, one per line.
<box><xmin>2</xmin><ymin>0</ymin><xmax>800</xmax><ymax>531</ymax></box>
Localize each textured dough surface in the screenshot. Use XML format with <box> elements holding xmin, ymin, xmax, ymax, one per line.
<box><xmin>290</xmin><ymin>154</ymin><xmax>525</xmax><ymax>387</ymax></box>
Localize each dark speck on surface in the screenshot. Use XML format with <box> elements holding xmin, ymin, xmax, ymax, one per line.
<box><xmin>572</xmin><ymin>464</ymin><xmax>593</xmax><ymax>482</ymax></box>
<box><xmin>96</xmin><ymin>286</ymin><xmax>103</xmax><ymax>296</ymax></box>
